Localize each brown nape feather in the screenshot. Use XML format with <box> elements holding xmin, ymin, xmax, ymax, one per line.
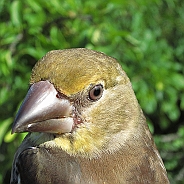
<box><xmin>11</xmin><ymin>48</ymin><xmax>170</xmax><ymax>184</ymax></box>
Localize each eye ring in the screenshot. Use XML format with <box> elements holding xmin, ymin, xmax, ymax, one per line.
<box><xmin>89</xmin><ymin>84</ymin><xmax>103</xmax><ymax>101</ymax></box>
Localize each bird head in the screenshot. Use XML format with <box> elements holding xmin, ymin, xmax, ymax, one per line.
<box><xmin>12</xmin><ymin>48</ymin><xmax>142</xmax><ymax>157</ymax></box>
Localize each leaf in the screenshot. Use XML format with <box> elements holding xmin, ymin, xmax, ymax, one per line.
<box><xmin>10</xmin><ymin>0</ymin><xmax>22</xmax><ymax>27</ymax></box>
<box><xmin>4</xmin><ymin>130</ymin><xmax>16</xmax><ymax>143</ymax></box>
<box><xmin>0</xmin><ymin>118</ymin><xmax>13</xmax><ymax>145</ymax></box>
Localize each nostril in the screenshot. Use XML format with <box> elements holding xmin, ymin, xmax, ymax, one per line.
<box><xmin>56</xmin><ymin>93</ymin><xmax>60</xmax><ymax>98</ymax></box>
<box><xmin>56</xmin><ymin>92</ymin><xmax>68</xmax><ymax>99</ymax></box>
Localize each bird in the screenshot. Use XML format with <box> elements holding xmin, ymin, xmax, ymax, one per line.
<box><xmin>10</xmin><ymin>48</ymin><xmax>170</xmax><ymax>184</ymax></box>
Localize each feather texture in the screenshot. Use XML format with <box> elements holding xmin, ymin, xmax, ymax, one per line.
<box><xmin>11</xmin><ymin>48</ymin><xmax>169</xmax><ymax>184</ymax></box>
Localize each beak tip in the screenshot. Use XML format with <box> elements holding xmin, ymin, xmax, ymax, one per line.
<box><xmin>11</xmin><ymin>120</ymin><xmax>26</xmax><ymax>134</ymax></box>
<box><xmin>11</xmin><ymin>122</ymin><xmax>16</xmax><ymax>134</ymax></box>
<box><xmin>11</xmin><ymin>125</ymin><xmax>18</xmax><ymax>134</ymax></box>
<box><xmin>11</xmin><ymin>130</ymin><xmax>16</xmax><ymax>134</ymax></box>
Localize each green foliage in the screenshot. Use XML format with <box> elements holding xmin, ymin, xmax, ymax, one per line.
<box><xmin>0</xmin><ymin>0</ymin><xmax>183</xmax><ymax>183</ymax></box>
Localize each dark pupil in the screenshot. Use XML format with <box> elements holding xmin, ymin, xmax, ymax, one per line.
<box><xmin>94</xmin><ymin>87</ymin><xmax>101</xmax><ymax>96</ymax></box>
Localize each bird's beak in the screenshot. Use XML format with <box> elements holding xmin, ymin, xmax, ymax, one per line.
<box><xmin>12</xmin><ymin>80</ymin><xmax>73</xmax><ymax>134</ymax></box>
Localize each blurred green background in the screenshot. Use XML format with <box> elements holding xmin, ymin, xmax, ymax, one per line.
<box><xmin>0</xmin><ymin>0</ymin><xmax>184</xmax><ymax>183</ymax></box>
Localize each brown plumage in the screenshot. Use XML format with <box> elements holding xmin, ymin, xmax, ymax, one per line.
<box><xmin>11</xmin><ymin>48</ymin><xmax>169</xmax><ymax>184</ymax></box>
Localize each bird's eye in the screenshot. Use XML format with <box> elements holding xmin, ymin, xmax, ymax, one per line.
<box><xmin>89</xmin><ymin>84</ymin><xmax>103</xmax><ymax>101</ymax></box>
